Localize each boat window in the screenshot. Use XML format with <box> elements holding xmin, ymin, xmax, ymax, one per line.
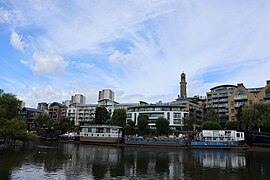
<box><xmin>237</xmin><ymin>133</ymin><xmax>240</xmax><ymax>137</ymax></box>
<box><xmin>88</xmin><ymin>128</ymin><xmax>92</xmax><ymax>132</ymax></box>
<box><xmin>106</xmin><ymin>128</ymin><xmax>110</xmax><ymax>133</ymax></box>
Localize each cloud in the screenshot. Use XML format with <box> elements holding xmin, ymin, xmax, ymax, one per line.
<box><xmin>0</xmin><ymin>7</ymin><xmax>19</xmax><ymax>24</ymax></box>
<box><xmin>10</xmin><ymin>31</ymin><xmax>25</xmax><ymax>51</ymax></box>
<box><xmin>2</xmin><ymin>1</ymin><xmax>270</xmax><ymax>107</ymax></box>
<box><xmin>31</xmin><ymin>52</ymin><xmax>68</xmax><ymax>75</ymax></box>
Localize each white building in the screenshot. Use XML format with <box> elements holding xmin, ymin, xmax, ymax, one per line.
<box><xmin>127</xmin><ymin>104</ymin><xmax>188</xmax><ymax>130</ymax></box>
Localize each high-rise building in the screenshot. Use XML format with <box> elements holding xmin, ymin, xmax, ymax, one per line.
<box><xmin>71</xmin><ymin>94</ymin><xmax>86</xmax><ymax>104</ymax></box>
<box><xmin>98</xmin><ymin>89</ymin><xmax>114</xmax><ymax>101</ymax></box>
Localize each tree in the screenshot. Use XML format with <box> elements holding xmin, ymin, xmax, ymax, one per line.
<box><xmin>202</xmin><ymin>121</ymin><xmax>221</xmax><ymax>130</ymax></box>
<box><xmin>137</xmin><ymin>114</ymin><xmax>149</xmax><ymax>135</ymax></box>
<box><xmin>59</xmin><ymin>117</ymin><xmax>72</xmax><ymax>133</ymax></box>
<box><xmin>204</xmin><ymin>109</ymin><xmax>218</xmax><ymax>122</ymax></box>
<box><xmin>95</xmin><ymin>107</ymin><xmax>110</xmax><ymax>125</ymax></box>
<box><xmin>155</xmin><ymin>117</ymin><xmax>170</xmax><ymax>135</ymax></box>
<box><xmin>0</xmin><ymin>90</ymin><xmax>21</xmax><ymax>119</ymax></box>
<box><xmin>225</xmin><ymin>120</ymin><xmax>238</xmax><ymax>130</ymax></box>
<box><xmin>183</xmin><ymin>114</ymin><xmax>196</xmax><ymax>131</ymax></box>
<box><xmin>240</xmin><ymin>103</ymin><xmax>270</xmax><ymax>132</ymax></box>
<box><xmin>111</xmin><ymin>108</ymin><xmax>127</xmax><ymax>127</ymax></box>
<box><xmin>124</xmin><ymin>124</ymin><xmax>132</xmax><ymax>135</ymax></box>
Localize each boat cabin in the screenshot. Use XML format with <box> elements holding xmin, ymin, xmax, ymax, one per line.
<box><xmin>80</xmin><ymin>125</ymin><xmax>123</xmax><ymax>143</ymax></box>
<box><xmin>196</xmin><ymin>130</ymin><xmax>245</xmax><ymax>142</ymax></box>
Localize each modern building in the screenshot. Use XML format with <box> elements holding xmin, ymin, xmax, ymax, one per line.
<box><xmin>206</xmin><ymin>80</ymin><xmax>270</xmax><ymax>122</ymax></box>
<box><xmin>98</xmin><ymin>89</ymin><xmax>118</xmax><ymax>114</ymax></box>
<box><xmin>48</xmin><ymin>102</ymin><xmax>67</xmax><ymax>121</ymax></box>
<box><xmin>127</xmin><ymin>103</ymin><xmax>188</xmax><ymax>130</ymax></box>
<box><xmin>71</xmin><ymin>94</ymin><xmax>86</xmax><ymax>104</ymax></box>
<box><xmin>228</xmin><ymin>81</ymin><xmax>270</xmax><ymax>121</ymax></box>
<box><xmin>76</xmin><ymin>104</ymin><xmax>98</xmax><ymax>125</ymax></box>
<box><xmin>205</xmin><ymin>85</ymin><xmax>237</xmax><ymax>123</ymax></box>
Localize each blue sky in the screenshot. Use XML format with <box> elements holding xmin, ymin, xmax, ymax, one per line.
<box><xmin>1</xmin><ymin>0</ymin><xmax>270</xmax><ymax>107</ymax></box>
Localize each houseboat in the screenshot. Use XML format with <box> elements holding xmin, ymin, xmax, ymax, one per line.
<box><xmin>80</xmin><ymin>125</ymin><xmax>123</xmax><ymax>144</ymax></box>
<box><xmin>190</xmin><ymin>130</ymin><xmax>245</xmax><ymax>148</ymax></box>
<box><xmin>124</xmin><ymin>134</ymin><xmax>188</xmax><ymax>147</ymax></box>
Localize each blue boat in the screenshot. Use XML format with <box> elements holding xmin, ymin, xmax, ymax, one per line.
<box><xmin>251</xmin><ymin>131</ymin><xmax>270</xmax><ymax>146</ymax></box>
<box><xmin>190</xmin><ymin>130</ymin><xmax>245</xmax><ymax>148</ymax></box>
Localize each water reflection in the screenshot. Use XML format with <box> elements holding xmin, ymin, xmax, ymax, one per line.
<box><xmin>1</xmin><ymin>142</ymin><xmax>270</xmax><ymax>179</ymax></box>
<box><xmin>191</xmin><ymin>149</ymin><xmax>246</xmax><ymax>169</ymax></box>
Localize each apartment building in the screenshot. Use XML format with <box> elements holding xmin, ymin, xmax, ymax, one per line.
<box><xmin>206</xmin><ymin>80</ymin><xmax>270</xmax><ymax>122</ymax></box>
<box><xmin>228</xmin><ymin>81</ymin><xmax>270</xmax><ymax>120</ymax></box>
<box><xmin>205</xmin><ymin>85</ymin><xmax>236</xmax><ymax>123</ymax></box>
<box><xmin>127</xmin><ymin>103</ymin><xmax>188</xmax><ymax>130</ymax></box>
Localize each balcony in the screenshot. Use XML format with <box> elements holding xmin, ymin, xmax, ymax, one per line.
<box><xmin>234</xmin><ymin>95</ymin><xmax>247</xmax><ymax>101</ymax></box>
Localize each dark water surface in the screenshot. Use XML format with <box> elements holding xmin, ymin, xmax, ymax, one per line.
<box><xmin>1</xmin><ymin>141</ymin><xmax>270</xmax><ymax>180</ymax></box>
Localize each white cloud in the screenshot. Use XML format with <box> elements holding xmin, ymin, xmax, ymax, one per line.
<box><xmin>2</xmin><ymin>1</ymin><xmax>270</xmax><ymax>107</ymax></box>
<box><xmin>0</xmin><ymin>7</ymin><xmax>19</xmax><ymax>24</ymax></box>
<box><xmin>31</xmin><ymin>52</ymin><xmax>68</xmax><ymax>75</ymax></box>
<box><xmin>10</xmin><ymin>31</ymin><xmax>25</xmax><ymax>52</ymax></box>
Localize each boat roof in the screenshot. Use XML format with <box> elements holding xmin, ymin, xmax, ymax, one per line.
<box><xmin>81</xmin><ymin>125</ymin><xmax>123</xmax><ymax>129</ymax></box>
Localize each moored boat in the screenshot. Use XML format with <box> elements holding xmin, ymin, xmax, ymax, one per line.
<box><xmin>190</xmin><ymin>130</ymin><xmax>246</xmax><ymax>148</ymax></box>
<box><xmin>80</xmin><ymin>125</ymin><xmax>123</xmax><ymax>144</ymax></box>
<box><xmin>124</xmin><ymin>134</ymin><xmax>188</xmax><ymax>147</ymax></box>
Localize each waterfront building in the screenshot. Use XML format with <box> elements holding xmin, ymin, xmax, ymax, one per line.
<box><xmin>228</xmin><ymin>81</ymin><xmax>270</xmax><ymax>120</ymax></box>
<box><xmin>206</xmin><ymin>80</ymin><xmax>270</xmax><ymax>121</ymax></box>
<box><xmin>48</xmin><ymin>102</ymin><xmax>67</xmax><ymax>121</ymax></box>
<box><xmin>127</xmin><ymin>103</ymin><xmax>188</xmax><ymax>130</ymax></box>
<box><xmin>205</xmin><ymin>85</ymin><xmax>237</xmax><ymax>123</ymax></box>
<box><xmin>20</xmin><ymin>107</ymin><xmax>43</xmax><ymax>130</ymax></box>
<box><xmin>76</xmin><ymin>104</ymin><xmax>98</xmax><ymax>125</ymax></box>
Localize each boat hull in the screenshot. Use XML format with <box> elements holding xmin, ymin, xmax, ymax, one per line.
<box><xmin>190</xmin><ymin>141</ymin><xmax>243</xmax><ymax>149</ymax></box>
<box><xmin>80</xmin><ymin>136</ymin><xmax>121</xmax><ymax>143</ymax></box>
<box><xmin>124</xmin><ymin>138</ymin><xmax>188</xmax><ymax>147</ymax></box>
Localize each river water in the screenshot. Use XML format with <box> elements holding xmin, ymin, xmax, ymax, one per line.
<box><xmin>0</xmin><ymin>141</ymin><xmax>270</xmax><ymax>180</ymax></box>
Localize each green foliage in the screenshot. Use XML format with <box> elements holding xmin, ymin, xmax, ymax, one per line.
<box><xmin>204</xmin><ymin>109</ymin><xmax>218</xmax><ymax>122</ymax></box>
<box><xmin>59</xmin><ymin>117</ymin><xmax>72</xmax><ymax>133</ymax></box>
<box><xmin>35</xmin><ymin>114</ymin><xmax>53</xmax><ymax>128</ymax></box>
<box><xmin>202</xmin><ymin>121</ymin><xmax>221</xmax><ymax>130</ymax></box>
<box><xmin>137</xmin><ymin>114</ymin><xmax>149</xmax><ymax>135</ymax></box>
<box><xmin>225</xmin><ymin>120</ymin><xmax>238</xmax><ymax>130</ymax></box>
<box><xmin>183</xmin><ymin>114</ymin><xmax>196</xmax><ymax>131</ymax></box>
<box><xmin>127</xmin><ymin>120</ymin><xmax>136</xmax><ymax>127</ymax></box>
<box><xmin>111</xmin><ymin>108</ymin><xmax>127</xmax><ymax>127</ymax></box>
<box><xmin>240</xmin><ymin>103</ymin><xmax>270</xmax><ymax>132</ymax></box>
<box><xmin>155</xmin><ymin>117</ymin><xmax>170</xmax><ymax>135</ymax></box>
<box><xmin>0</xmin><ymin>90</ymin><xmax>21</xmax><ymax>120</ymax></box>
<box><xmin>95</xmin><ymin>107</ymin><xmax>110</xmax><ymax>125</ymax></box>
<box><xmin>124</xmin><ymin>124</ymin><xmax>132</xmax><ymax>135</ymax></box>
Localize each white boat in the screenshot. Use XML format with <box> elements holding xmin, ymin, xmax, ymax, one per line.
<box><xmin>191</xmin><ymin>130</ymin><xmax>245</xmax><ymax>147</ymax></box>
<box><xmin>80</xmin><ymin>125</ymin><xmax>123</xmax><ymax>143</ymax></box>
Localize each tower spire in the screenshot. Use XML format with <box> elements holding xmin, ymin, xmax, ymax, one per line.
<box><xmin>180</xmin><ymin>73</ymin><xmax>187</xmax><ymax>98</ymax></box>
